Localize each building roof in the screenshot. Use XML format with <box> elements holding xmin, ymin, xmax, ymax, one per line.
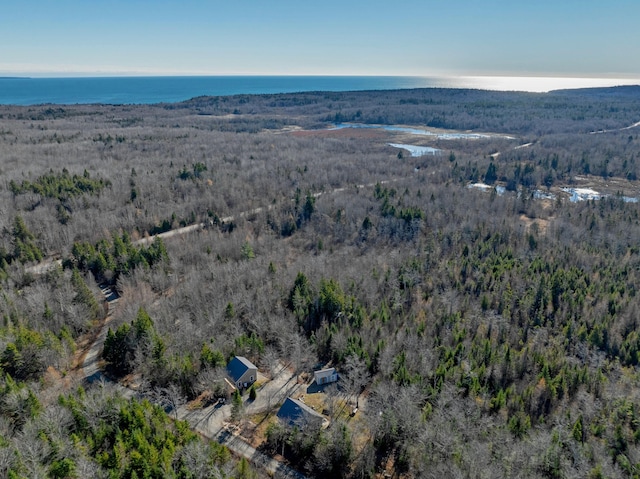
<box><xmin>227</xmin><ymin>356</ymin><xmax>257</xmax><ymax>383</ymax></box>
<box><xmin>314</xmin><ymin>367</ymin><xmax>336</xmax><ymax>377</ymax></box>
<box><xmin>277</xmin><ymin>397</ymin><xmax>324</xmax><ymax>428</ymax></box>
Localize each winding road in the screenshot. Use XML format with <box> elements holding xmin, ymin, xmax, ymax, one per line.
<box><xmin>74</xmin><ymin>284</ymin><xmax>306</xmax><ymax>477</ymax></box>
<box><xmin>27</xmin><ymin>124</ymin><xmax>543</xmax><ymax>477</ymax></box>
<box><xmin>590</xmin><ymin>120</ymin><xmax>640</xmax><ymax>134</ymax></box>
<box><xmin>74</xmin><ymin>280</ymin><xmax>306</xmax><ymax>478</ymax></box>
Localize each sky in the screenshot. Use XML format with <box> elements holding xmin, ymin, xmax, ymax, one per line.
<box><xmin>1</xmin><ymin>0</ymin><xmax>639</xmax><ymax>78</ymax></box>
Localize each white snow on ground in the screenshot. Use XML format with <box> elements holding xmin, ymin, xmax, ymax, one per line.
<box><xmin>388</xmin><ymin>143</ymin><xmax>441</xmax><ymax>156</ymax></box>
<box><xmin>468</xmin><ymin>182</ymin><xmax>492</xmax><ymax>190</ymax></box>
<box><xmin>560</xmin><ymin>187</ymin><xmax>640</xmax><ymax>203</ymax></box>
<box><xmin>561</xmin><ymin>187</ymin><xmax>602</xmax><ymax>202</ymax></box>
<box><xmin>467</xmin><ymin>183</ymin><xmax>505</xmax><ymax>195</ymax></box>
<box><xmin>331</xmin><ymin>123</ymin><xmax>515</xmax><ymax>140</ymax></box>
<box><xmin>465</xmin><ymin>185</ymin><xmax>639</xmax><ymax>204</ymax></box>
<box><xmin>534</xmin><ymin>190</ymin><xmax>556</xmax><ymax>200</ymax></box>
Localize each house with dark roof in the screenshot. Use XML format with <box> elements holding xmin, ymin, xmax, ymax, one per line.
<box><xmin>226</xmin><ymin>356</ymin><xmax>258</xmax><ymax>390</ymax></box>
<box><xmin>277</xmin><ymin>397</ymin><xmax>325</xmax><ymax>430</ymax></box>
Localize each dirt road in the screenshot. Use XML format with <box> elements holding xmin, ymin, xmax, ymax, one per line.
<box><xmin>175</xmin><ymin>362</ymin><xmax>304</xmax><ymax>441</ymax></box>
<box><xmin>79</xmin><ymin>292</ymin><xmax>306</xmax><ymax>479</ymax></box>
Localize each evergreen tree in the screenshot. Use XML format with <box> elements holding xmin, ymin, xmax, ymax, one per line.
<box><xmin>484</xmin><ymin>161</ymin><xmax>498</xmax><ymax>184</ymax></box>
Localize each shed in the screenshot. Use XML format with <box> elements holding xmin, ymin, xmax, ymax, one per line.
<box><xmin>226</xmin><ymin>356</ymin><xmax>258</xmax><ymax>389</ymax></box>
<box><xmin>313</xmin><ymin>367</ymin><xmax>338</xmax><ymax>385</ymax></box>
<box><xmin>277</xmin><ymin>397</ymin><xmax>325</xmax><ymax>429</ymax></box>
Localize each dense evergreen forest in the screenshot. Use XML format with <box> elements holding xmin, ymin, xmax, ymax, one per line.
<box><xmin>2</xmin><ymin>85</ymin><xmax>640</xmax><ymax>478</ymax></box>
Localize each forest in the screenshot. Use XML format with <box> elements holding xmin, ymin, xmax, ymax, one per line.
<box><xmin>2</xmin><ymin>85</ymin><xmax>640</xmax><ymax>478</ymax></box>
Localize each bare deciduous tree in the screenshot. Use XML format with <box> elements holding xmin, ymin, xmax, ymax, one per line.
<box><xmin>342</xmin><ymin>354</ymin><xmax>370</xmax><ymax>408</ymax></box>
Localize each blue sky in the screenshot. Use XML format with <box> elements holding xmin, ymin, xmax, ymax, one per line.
<box><xmin>1</xmin><ymin>0</ymin><xmax>639</xmax><ymax>77</ymax></box>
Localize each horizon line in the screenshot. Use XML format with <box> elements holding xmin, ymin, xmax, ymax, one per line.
<box><xmin>2</xmin><ymin>72</ymin><xmax>640</xmax><ymax>81</ymax></box>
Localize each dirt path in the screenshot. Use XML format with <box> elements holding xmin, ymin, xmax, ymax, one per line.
<box><xmin>77</xmin><ymin>283</ymin><xmax>306</xmax><ymax>478</ymax></box>
<box><xmin>173</xmin><ymin>362</ymin><xmax>306</xmax><ymax>477</ymax></box>
<box><xmin>27</xmin><ymin>180</ymin><xmax>380</xmax><ymax>477</ymax></box>
<box><xmin>26</xmin><ymin>182</ymin><xmax>380</xmax><ymax>276</ymax></box>
<box><xmin>590</xmin><ymin>120</ymin><xmax>640</xmax><ymax>134</ymax></box>
<box><xmin>218</xmin><ymin>430</ymin><xmax>306</xmax><ymax>479</ymax></box>
<box><xmin>177</xmin><ymin>363</ymin><xmax>303</xmax><ymax>436</ymax></box>
<box><xmin>19</xmin><ymin>182</ymin><xmax>338</xmax><ymax>477</ymax></box>
<box><xmin>81</xmin><ymin>284</ymin><xmax>119</xmax><ymax>384</ymax></box>
<box><xmin>25</xmin><ymin>258</ymin><xmax>62</xmax><ymax>275</ymax></box>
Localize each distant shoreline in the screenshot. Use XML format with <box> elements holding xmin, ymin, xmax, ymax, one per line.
<box><xmin>0</xmin><ymin>75</ymin><xmax>638</xmax><ymax>106</ymax></box>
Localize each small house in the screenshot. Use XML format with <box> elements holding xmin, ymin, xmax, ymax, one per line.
<box><xmin>227</xmin><ymin>356</ymin><xmax>258</xmax><ymax>389</ymax></box>
<box><xmin>313</xmin><ymin>367</ymin><xmax>338</xmax><ymax>385</ymax></box>
<box><xmin>277</xmin><ymin>397</ymin><xmax>325</xmax><ymax>430</ymax></box>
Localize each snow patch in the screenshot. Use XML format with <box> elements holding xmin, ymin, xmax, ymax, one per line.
<box><xmin>388</xmin><ymin>143</ymin><xmax>441</xmax><ymax>156</ymax></box>
<box><xmin>467</xmin><ymin>183</ymin><xmax>505</xmax><ymax>195</ymax></box>
<box><xmin>332</xmin><ymin>123</ymin><xmax>515</xmax><ymax>140</ymax></box>
<box><xmin>561</xmin><ymin>187</ymin><xmax>602</xmax><ymax>202</ymax></box>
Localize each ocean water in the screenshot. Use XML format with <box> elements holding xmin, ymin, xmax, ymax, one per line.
<box><xmin>0</xmin><ymin>75</ymin><xmax>638</xmax><ymax>106</ymax></box>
